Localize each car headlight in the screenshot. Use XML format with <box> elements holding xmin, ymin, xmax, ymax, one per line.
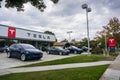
<box><xmin>39</xmin><ymin>50</ymin><xmax>43</xmax><ymax>53</ymax></box>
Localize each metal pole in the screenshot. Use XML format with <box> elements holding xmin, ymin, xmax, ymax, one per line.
<box><xmin>81</xmin><ymin>4</ymin><xmax>91</xmax><ymax>54</ymax></box>
<box><xmin>86</xmin><ymin>9</ymin><xmax>90</xmax><ymax>54</ymax></box>
<box><xmin>103</xmin><ymin>26</ymin><xmax>107</xmax><ymax>52</ymax></box>
<box><xmin>67</xmin><ymin>31</ymin><xmax>72</xmax><ymax>42</ymax></box>
<box><xmin>105</xmin><ymin>32</ymin><xmax>107</xmax><ymax>51</ymax></box>
<box><xmin>69</xmin><ymin>33</ymin><xmax>71</xmax><ymax>42</ymax></box>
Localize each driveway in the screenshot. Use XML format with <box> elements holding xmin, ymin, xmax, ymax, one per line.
<box><xmin>0</xmin><ymin>52</ymin><xmax>76</xmax><ymax>69</ymax></box>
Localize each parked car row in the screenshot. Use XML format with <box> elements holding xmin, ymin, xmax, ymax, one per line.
<box><xmin>5</xmin><ymin>43</ymin><xmax>89</xmax><ymax>61</ymax></box>
<box><xmin>46</xmin><ymin>46</ymin><xmax>84</xmax><ymax>55</ymax></box>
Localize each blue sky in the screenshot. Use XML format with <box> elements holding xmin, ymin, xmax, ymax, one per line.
<box><xmin>0</xmin><ymin>0</ymin><xmax>120</xmax><ymax>41</ymax></box>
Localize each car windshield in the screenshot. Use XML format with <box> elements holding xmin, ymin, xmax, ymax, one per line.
<box><xmin>71</xmin><ymin>46</ymin><xmax>79</xmax><ymax>49</ymax></box>
<box><xmin>55</xmin><ymin>47</ymin><xmax>64</xmax><ymax>50</ymax></box>
<box><xmin>21</xmin><ymin>44</ymin><xmax>35</xmax><ymax>49</ymax></box>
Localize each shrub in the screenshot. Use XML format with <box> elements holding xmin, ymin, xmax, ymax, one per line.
<box><xmin>91</xmin><ymin>47</ymin><xmax>103</xmax><ymax>54</ymax></box>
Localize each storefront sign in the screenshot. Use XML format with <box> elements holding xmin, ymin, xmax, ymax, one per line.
<box><xmin>8</xmin><ymin>27</ymin><xmax>16</xmax><ymax>38</ymax></box>
<box><xmin>108</xmin><ymin>38</ymin><xmax>116</xmax><ymax>47</ymax></box>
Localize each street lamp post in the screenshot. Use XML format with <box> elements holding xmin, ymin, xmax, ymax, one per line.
<box><xmin>103</xmin><ymin>26</ymin><xmax>108</xmax><ymax>52</ymax></box>
<box><xmin>67</xmin><ymin>31</ymin><xmax>72</xmax><ymax>42</ymax></box>
<box><xmin>82</xmin><ymin>3</ymin><xmax>91</xmax><ymax>54</ymax></box>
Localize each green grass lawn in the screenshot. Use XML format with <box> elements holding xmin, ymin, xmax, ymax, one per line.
<box><xmin>20</xmin><ymin>54</ymin><xmax>114</xmax><ymax>67</ymax></box>
<box><xmin>0</xmin><ymin>65</ymin><xmax>109</xmax><ymax>80</ymax></box>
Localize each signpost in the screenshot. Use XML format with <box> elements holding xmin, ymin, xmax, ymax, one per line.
<box><xmin>108</xmin><ymin>37</ymin><xmax>116</xmax><ymax>52</ymax></box>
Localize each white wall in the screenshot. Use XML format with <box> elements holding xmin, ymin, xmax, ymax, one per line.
<box><xmin>0</xmin><ymin>25</ymin><xmax>56</xmax><ymax>42</ymax></box>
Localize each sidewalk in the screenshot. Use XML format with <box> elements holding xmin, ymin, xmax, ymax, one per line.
<box><xmin>100</xmin><ymin>54</ymin><xmax>120</xmax><ymax>80</ymax></box>
<box><xmin>0</xmin><ymin>61</ymin><xmax>112</xmax><ymax>76</ymax></box>
<box><xmin>0</xmin><ymin>53</ymin><xmax>77</xmax><ymax>69</ymax></box>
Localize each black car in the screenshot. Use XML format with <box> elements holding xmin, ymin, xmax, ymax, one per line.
<box><xmin>0</xmin><ymin>47</ymin><xmax>4</xmax><ymax>52</ymax></box>
<box><xmin>67</xmin><ymin>46</ymin><xmax>83</xmax><ymax>54</ymax></box>
<box><xmin>47</xmin><ymin>46</ymin><xmax>69</xmax><ymax>55</ymax></box>
<box><xmin>82</xmin><ymin>46</ymin><xmax>92</xmax><ymax>52</ymax></box>
<box><xmin>7</xmin><ymin>43</ymin><xmax>43</xmax><ymax>61</ymax></box>
<box><xmin>0</xmin><ymin>46</ymin><xmax>9</xmax><ymax>53</ymax></box>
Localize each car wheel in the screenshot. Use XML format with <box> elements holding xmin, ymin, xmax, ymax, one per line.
<box><xmin>21</xmin><ymin>54</ymin><xmax>26</xmax><ymax>61</ymax></box>
<box><xmin>3</xmin><ymin>50</ymin><xmax>6</xmax><ymax>53</ymax></box>
<box><xmin>47</xmin><ymin>51</ymin><xmax>50</xmax><ymax>54</ymax></box>
<box><xmin>59</xmin><ymin>52</ymin><xmax>62</xmax><ymax>55</ymax></box>
<box><xmin>74</xmin><ymin>51</ymin><xmax>77</xmax><ymax>54</ymax></box>
<box><xmin>7</xmin><ymin>52</ymin><xmax>11</xmax><ymax>58</ymax></box>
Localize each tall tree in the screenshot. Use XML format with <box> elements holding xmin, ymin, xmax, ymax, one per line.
<box><xmin>0</xmin><ymin>0</ymin><xmax>59</xmax><ymax>12</ymax></box>
<box><xmin>61</xmin><ymin>39</ymin><xmax>68</xmax><ymax>42</ymax></box>
<box><xmin>105</xmin><ymin>17</ymin><xmax>120</xmax><ymax>36</ymax></box>
<box><xmin>104</xmin><ymin>17</ymin><xmax>120</xmax><ymax>47</ymax></box>
<box><xmin>95</xmin><ymin>17</ymin><xmax>120</xmax><ymax>47</ymax></box>
<box><xmin>79</xmin><ymin>38</ymin><xmax>88</xmax><ymax>47</ymax></box>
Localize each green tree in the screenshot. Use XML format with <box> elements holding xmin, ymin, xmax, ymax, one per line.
<box><xmin>95</xmin><ymin>17</ymin><xmax>120</xmax><ymax>48</ymax></box>
<box><xmin>61</xmin><ymin>39</ymin><xmax>68</xmax><ymax>42</ymax></box>
<box><xmin>104</xmin><ymin>17</ymin><xmax>120</xmax><ymax>47</ymax></box>
<box><xmin>44</xmin><ymin>31</ymin><xmax>57</xmax><ymax>42</ymax></box>
<box><xmin>105</xmin><ymin>17</ymin><xmax>120</xmax><ymax>35</ymax></box>
<box><xmin>44</xmin><ymin>31</ymin><xmax>55</xmax><ymax>35</ymax></box>
<box><xmin>0</xmin><ymin>0</ymin><xmax>59</xmax><ymax>12</ymax></box>
<box><xmin>80</xmin><ymin>38</ymin><xmax>88</xmax><ymax>46</ymax></box>
<box><xmin>94</xmin><ymin>30</ymin><xmax>105</xmax><ymax>48</ymax></box>
<box><xmin>75</xmin><ymin>38</ymin><xmax>88</xmax><ymax>48</ymax></box>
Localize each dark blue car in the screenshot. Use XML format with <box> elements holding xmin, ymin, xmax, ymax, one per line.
<box><xmin>0</xmin><ymin>47</ymin><xmax>4</xmax><ymax>52</ymax></box>
<box><xmin>67</xmin><ymin>46</ymin><xmax>83</xmax><ymax>54</ymax></box>
<box><xmin>47</xmin><ymin>46</ymin><xmax>70</xmax><ymax>55</ymax></box>
<box><xmin>7</xmin><ymin>43</ymin><xmax>43</xmax><ymax>61</ymax></box>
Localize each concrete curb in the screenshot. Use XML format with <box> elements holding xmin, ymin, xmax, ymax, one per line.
<box><xmin>0</xmin><ymin>61</ymin><xmax>112</xmax><ymax>76</ymax></box>
<box><xmin>99</xmin><ymin>55</ymin><xmax>120</xmax><ymax>80</ymax></box>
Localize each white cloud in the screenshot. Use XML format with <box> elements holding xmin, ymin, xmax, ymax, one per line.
<box><xmin>0</xmin><ymin>0</ymin><xmax>120</xmax><ymax>42</ymax></box>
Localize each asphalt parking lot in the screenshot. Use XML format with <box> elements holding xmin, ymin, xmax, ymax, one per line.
<box><xmin>0</xmin><ymin>52</ymin><xmax>77</xmax><ymax>69</ymax></box>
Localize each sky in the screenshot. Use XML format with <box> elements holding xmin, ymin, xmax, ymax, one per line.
<box><xmin>0</xmin><ymin>0</ymin><xmax>120</xmax><ymax>42</ymax></box>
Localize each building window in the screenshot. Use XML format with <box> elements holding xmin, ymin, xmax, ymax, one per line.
<box><xmin>39</xmin><ymin>35</ymin><xmax>41</xmax><ymax>38</ymax></box>
<box><xmin>47</xmin><ymin>36</ymin><xmax>50</xmax><ymax>39</ymax></box>
<box><xmin>33</xmin><ymin>34</ymin><xmax>37</xmax><ymax>38</ymax></box>
<box><xmin>43</xmin><ymin>35</ymin><xmax>46</xmax><ymax>39</ymax></box>
<box><xmin>27</xmin><ymin>33</ymin><xmax>31</xmax><ymax>37</ymax></box>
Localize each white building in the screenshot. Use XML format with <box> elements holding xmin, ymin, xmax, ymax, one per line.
<box><xmin>0</xmin><ymin>24</ymin><xmax>56</xmax><ymax>49</ymax></box>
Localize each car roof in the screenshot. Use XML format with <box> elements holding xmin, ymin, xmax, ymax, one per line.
<box><xmin>12</xmin><ymin>43</ymin><xmax>32</xmax><ymax>46</ymax></box>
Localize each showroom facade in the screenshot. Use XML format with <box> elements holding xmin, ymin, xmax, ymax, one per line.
<box><xmin>0</xmin><ymin>24</ymin><xmax>56</xmax><ymax>49</ymax></box>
